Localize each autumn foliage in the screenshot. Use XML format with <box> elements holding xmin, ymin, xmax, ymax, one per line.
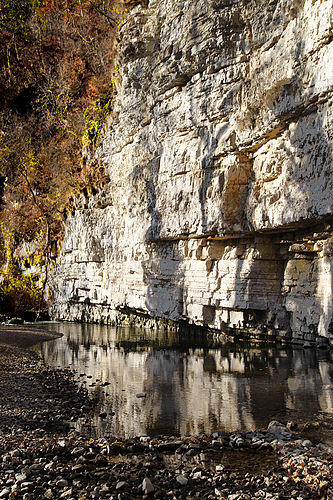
<box><xmin>0</xmin><ymin>0</ymin><xmax>122</xmax><ymax>316</ymax></box>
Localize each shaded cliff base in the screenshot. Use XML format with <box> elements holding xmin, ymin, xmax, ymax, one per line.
<box><xmin>51</xmin><ymin>223</ymin><xmax>333</xmax><ymax>349</ymax></box>
<box><xmin>51</xmin><ymin>304</ymin><xmax>333</xmax><ymax>349</ymax></box>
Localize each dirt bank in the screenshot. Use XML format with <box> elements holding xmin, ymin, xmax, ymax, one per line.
<box><xmin>0</xmin><ymin>325</ymin><xmax>62</xmax><ymax>348</ymax></box>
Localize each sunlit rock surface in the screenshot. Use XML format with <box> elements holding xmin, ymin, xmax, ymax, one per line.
<box><xmin>51</xmin><ymin>0</ymin><xmax>333</xmax><ymax>345</ymax></box>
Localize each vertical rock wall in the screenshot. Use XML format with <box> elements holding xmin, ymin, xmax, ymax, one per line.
<box><xmin>51</xmin><ymin>0</ymin><xmax>333</xmax><ymax>346</ymax></box>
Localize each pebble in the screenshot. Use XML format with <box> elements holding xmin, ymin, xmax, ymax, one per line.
<box><xmin>99</xmin><ymin>485</ymin><xmax>110</xmax><ymax>496</ymax></box>
<box><xmin>116</xmin><ymin>481</ymin><xmax>128</xmax><ymax>490</ymax></box>
<box><xmin>0</xmin><ymin>430</ymin><xmax>331</xmax><ymax>500</ymax></box>
<box><xmin>56</xmin><ymin>479</ymin><xmax>68</xmax><ymax>488</ymax></box>
<box><xmin>59</xmin><ymin>489</ymin><xmax>72</xmax><ymax>498</ymax></box>
<box><xmin>29</xmin><ymin>464</ymin><xmax>41</xmax><ymax>472</ymax></box>
<box><xmin>267</xmin><ymin>421</ymin><xmax>291</xmax><ymax>438</ymax></box>
<box><xmin>142</xmin><ymin>478</ymin><xmax>154</xmax><ymax>494</ymax></box>
<box><xmin>71</xmin><ymin>447</ymin><xmax>85</xmax><ymax>456</ymax></box>
<box><xmin>176</xmin><ymin>475</ymin><xmax>188</xmax><ymax>486</ymax></box>
<box><xmin>302</xmin><ymin>440</ymin><xmax>312</xmax><ymax>448</ymax></box>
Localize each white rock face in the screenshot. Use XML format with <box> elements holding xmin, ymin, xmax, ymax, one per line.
<box><xmin>51</xmin><ymin>0</ymin><xmax>333</xmax><ymax>345</ymax></box>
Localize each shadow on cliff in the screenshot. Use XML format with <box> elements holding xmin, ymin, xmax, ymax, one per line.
<box><xmin>226</xmin><ymin>104</ymin><xmax>333</xmax><ymax>340</ymax></box>
<box><xmin>227</xmin><ymin>238</ymin><xmax>288</xmax><ymax>335</ymax></box>
<box><xmin>131</xmin><ymin>156</ymin><xmax>185</xmax><ymax>323</ymax></box>
<box><xmin>132</xmin><ymin>1</ymin><xmax>332</xmax><ymax>342</ymax></box>
<box><xmin>185</xmin><ymin>0</ymin><xmax>250</xmax><ymax>237</ymax></box>
<box><xmin>193</xmin><ymin>21</ymin><xmax>333</xmax><ymax>340</ymax></box>
<box><xmin>136</xmin><ymin>0</ymin><xmax>252</xmax><ymax>328</ymax></box>
<box><xmin>184</xmin><ymin>10</ymin><xmax>271</xmax><ymax>332</ymax></box>
<box><xmin>250</xmin><ymin>33</ymin><xmax>333</xmax><ymax>340</ymax></box>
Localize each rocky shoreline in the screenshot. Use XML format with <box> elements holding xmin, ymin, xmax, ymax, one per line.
<box><xmin>0</xmin><ymin>341</ymin><xmax>332</xmax><ymax>499</ymax></box>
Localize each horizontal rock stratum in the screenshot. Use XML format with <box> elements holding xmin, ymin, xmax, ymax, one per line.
<box><xmin>50</xmin><ymin>0</ymin><xmax>333</xmax><ymax>346</ymax></box>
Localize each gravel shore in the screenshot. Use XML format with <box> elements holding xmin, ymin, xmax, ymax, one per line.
<box><xmin>0</xmin><ymin>332</ymin><xmax>332</xmax><ymax>500</ymax></box>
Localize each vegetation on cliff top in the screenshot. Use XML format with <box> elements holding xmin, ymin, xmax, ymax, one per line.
<box><xmin>0</xmin><ymin>0</ymin><xmax>123</xmax><ymax>317</ymax></box>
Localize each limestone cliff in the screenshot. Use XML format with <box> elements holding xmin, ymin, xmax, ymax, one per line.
<box><xmin>50</xmin><ymin>0</ymin><xmax>333</xmax><ymax>346</ymax></box>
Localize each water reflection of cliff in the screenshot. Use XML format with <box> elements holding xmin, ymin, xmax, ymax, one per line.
<box><xmin>38</xmin><ymin>323</ymin><xmax>333</xmax><ymax>438</ymax></box>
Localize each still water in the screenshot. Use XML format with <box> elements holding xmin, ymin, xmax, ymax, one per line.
<box><xmin>34</xmin><ymin>322</ymin><xmax>333</xmax><ymax>439</ymax></box>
